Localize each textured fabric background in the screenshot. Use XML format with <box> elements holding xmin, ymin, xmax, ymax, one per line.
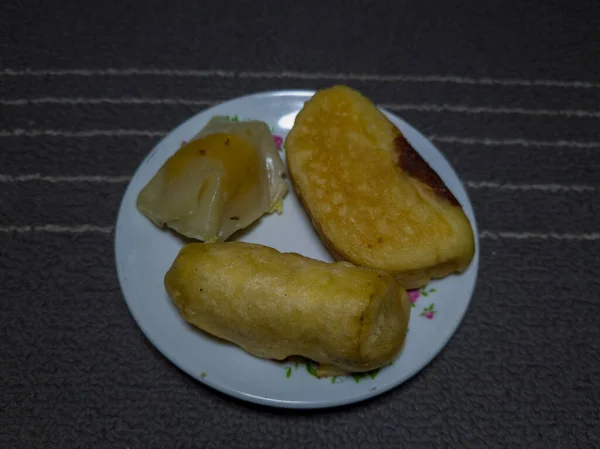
<box><xmin>1</xmin><ymin>1</ymin><xmax>599</xmax><ymax>448</ymax></box>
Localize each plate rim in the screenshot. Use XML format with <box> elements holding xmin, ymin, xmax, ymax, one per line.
<box><xmin>114</xmin><ymin>89</ymin><xmax>480</xmax><ymax>409</ymax></box>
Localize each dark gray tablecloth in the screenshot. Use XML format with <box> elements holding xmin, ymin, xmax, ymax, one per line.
<box><xmin>2</xmin><ymin>1</ymin><xmax>599</xmax><ymax>448</ymax></box>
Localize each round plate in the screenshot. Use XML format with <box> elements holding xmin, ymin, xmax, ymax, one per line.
<box><xmin>114</xmin><ymin>90</ymin><xmax>480</xmax><ymax>409</ymax></box>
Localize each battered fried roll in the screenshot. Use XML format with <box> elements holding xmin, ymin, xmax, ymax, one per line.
<box><xmin>285</xmin><ymin>85</ymin><xmax>476</xmax><ymax>288</ymax></box>
<box><xmin>164</xmin><ymin>242</ymin><xmax>411</xmax><ymax>376</ymax></box>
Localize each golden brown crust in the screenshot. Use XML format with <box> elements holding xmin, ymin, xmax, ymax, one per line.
<box><xmin>285</xmin><ymin>85</ymin><xmax>475</xmax><ymax>289</ymax></box>
<box><xmin>288</xmin><ymin>168</ymin><xmax>347</xmax><ymax>263</ymax></box>
<box><xmin>289</xmin><ymin>169</ymin><xmax>462</xmax><ymax>289</ymax></box>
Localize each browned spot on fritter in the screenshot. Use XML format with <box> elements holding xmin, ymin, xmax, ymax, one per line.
<box><xmin>393</xmin><ymin>133</ymin><xmax>460</xmax><ymax>206</ymax></box>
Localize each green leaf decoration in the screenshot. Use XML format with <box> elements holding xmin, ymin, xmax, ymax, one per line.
<box><xmin>306</xmin><ymin>362</ymin><xmax>318</xmax><ymax>377</ymax></box>
<box><xmin>419</xmin><ymin>303</ymin><xmax>437</xmax><ymax>317</ymax></box>
<box><xmin>200</xmin><ymin>372</ymin><xmax>207</xmax><ymax>379</ymax></box>
<box><xmin>279</xmin><ymin>358</ymin><xmax>393</xmax><ymax>383</ymax></box>
<box><xmin>351</xmin><ymin>373</ymin><xmax>366</xmax><ymax>383</ymax></box>
<box><xmin>369</xmin><ymin>368</ymin><xmax>380</xmax><ymax>379</ymax></box>
<box><xmin>430</xmin><ymin>288</ymin><xmax>436</xmax><ymax>293</ymax></box>
<box><xmin>422</xmin><ymin>291</ymin><xmax>429</xmax><ymax>297</ymax></box>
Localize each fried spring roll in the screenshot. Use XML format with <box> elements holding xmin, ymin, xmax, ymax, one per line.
<box><xmin>164</xmin><ymin>242</ymin><xmax>411</xmax><ymax>376</ymax></box>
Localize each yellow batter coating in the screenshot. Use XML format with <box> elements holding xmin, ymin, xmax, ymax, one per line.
<box><xmin>285</xmin><ymin>85</ymin><xmax>476</xmax><ymax>288</ymax></box>
<box><xmin>164</xmin><ymin>242</ymin><xmax>411</xmax><ymax>376</ymax></box>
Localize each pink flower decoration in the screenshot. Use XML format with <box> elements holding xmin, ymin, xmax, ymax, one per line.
<box><xmin>273</xmin><ymin>135</ymin><xmax>283</xmax><ymax>151</ymax></box>
<box><xmin>423</xmin><ymin>311</ymin><xmax>435</xmax><ymax>320</ymax></box>
<box><xmin>407</xmin><ymin>289</ymin><xmax>420</xmax><ymax>304</ymax></box>
<box><xmin>180</xmin><ymin>140</ymin><xmax>187</xmax><ymax>147</ymax></box>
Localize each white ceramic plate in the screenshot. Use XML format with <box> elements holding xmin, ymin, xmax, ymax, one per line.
<box><xmin>114</xmin><ymin>90</ymin><xmax>480</xmax><ymax>409</ymax></box>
